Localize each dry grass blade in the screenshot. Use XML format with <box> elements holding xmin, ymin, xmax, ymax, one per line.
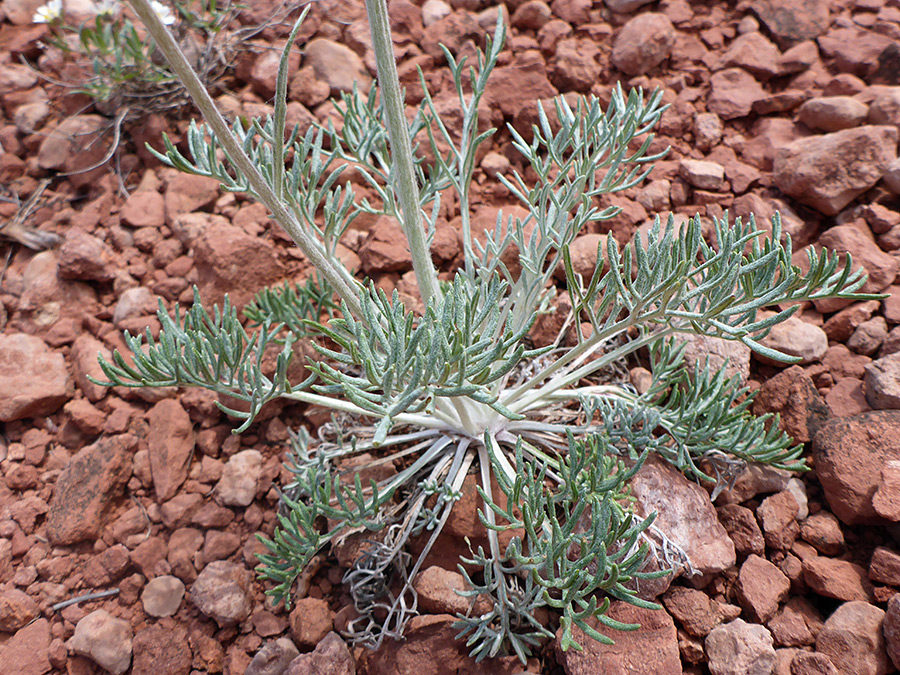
<box><xmin>0</xmin><ymin>180</ymin><xmax>62</xmax><ymax>251</ymax></box>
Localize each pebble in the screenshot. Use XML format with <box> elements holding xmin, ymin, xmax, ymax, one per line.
<box><xmin>190</xmin><ymin>561</ymin><xmax>253</xmax><ymax>626</ymax></box>
<box><xmin>215</xmin><ymin>449</ymin><xmax>263</xmax><ymax>507</ymax></box>
<box><xmin>816</xmin><ymin>601</ymin><xmax>890</xmax><ymax>675</ymax></box>
<box><xmin>67</xmin><ymin>610</ymin><xmax>133</xmax><ymax>675</ymax></box>
<box><xmin>285</xmin><ymin>632</ymin><xmax>355</xmax><ymax>675</ymax></box>
<box><xmin>611</xmin><ymin>13</ymin><xmax>676</xmax><ymax>75</ymax></box>
<box><xmin>705</xmin><ymin>619</ymin><xmax>776</xmax><ymax>675</ymax></box>
<box><xmin>289</xmin><ymin>597</ymin><xmax>334</xmax><ymax>649</ymax></box>
<box><xmin>0</xmin><ymin>333</ymin><xmax>70</xmax><ymax>421</ymax></box>
<box><xmin>141</xmin><ymin>575</ymin><xmax>185</xmax><ymax>618</ymax></box>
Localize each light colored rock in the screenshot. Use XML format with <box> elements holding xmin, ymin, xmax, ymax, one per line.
<box><xmin>67</xmin><ymin>610</ymin><xmax>133</xmax><ymax>675</ymax></box>
<box><xmin>873</xmin><ymin>460</ymin><xmax>900</xmax><ymax>521</ymax></box>
<box><xmin>679</xmin><ymin>159</ymin><xmax>725</xmax><ymax>190</ymax></box>
<box><xmin>0</xmin><ymin>618</ymin><xmax>50</xmax><ymax>675</ymax></box>
<box><xmin>141</xmin><ymin>575</ymin><xmax>185</xmax><ymax>618</ymax></box>
<box><xmin>215</xmin><ymin>449</ymin><xmax>263</xmax><ymax>507</ymax></box>
<box><xmin>421</xmin><ymin>0</ymin><xmax>451</xmax><ymax>26</ymax></box>
<box><xmin>866</xmin><ymin>353</ymin><xmax>900</xmax><ymax>410</ymax></box>
<box><xmin>705</xmin><ymin>619</ymin><xmax>776</xmax><ymax>675</ymax></box>
<box><xmin>304</xmin><ymin>39</ymin><xmax>371</xmax><ymax>95</ymax></box>
<box><xmin>756</xmin><ymin>316</ymin><xmax>828</xmax><ymax>365</ymax></box>
<box><xmin>247</xmin><ymin>638</ymin><xmax>300</xmax><ymax>675</ymax></box>
<box><xmin>190</xmin><ymin>561</ymin><xmax>253</xmax><ymax>626</ymax></box>
<box><xmin>285</xmin><ymin>632</ymin><xmax>355</xmax><ymax>675</ymax></box>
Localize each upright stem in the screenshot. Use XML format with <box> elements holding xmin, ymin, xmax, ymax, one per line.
<box><xmin>127</xmin><ymin>0</ymin><xmax>364</xmax><ymax>317</ymax></box>
<box><xmin>365</xmin><ymin>0</ymin><xmax>442</xmax><ymax>305</ymax></box>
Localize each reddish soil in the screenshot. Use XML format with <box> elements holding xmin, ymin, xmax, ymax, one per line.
<box><xmin>3</xmin><ymin>0</ymin><xmax>900</xmax><ymax>673</ymax></box>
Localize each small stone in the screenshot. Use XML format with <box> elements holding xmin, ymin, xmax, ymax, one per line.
<box><xmin>708</xmin><ymin>68</ymin><xmax>767</xmax><ymax>119</ymax></box>
<box><xmin>555</xmin><ymin>601</ymin><xmax>681</xmax><ymax>673</ymax></box>
<box><xmin>611</xmin><ymin>13</ymin><xmax>676</xmax><ymax>75</ymax></box>
<box><xmin>285</xmin><ymin>632</ymin><xmax>355</xmax><ymax>675</ymax></box>
<box><xmin>797</xmin><ymin>97</ymin><xmax>869</xmax><ymax>132</ymax></box>
<box><xmin>215</xmin><ymin>449</ymin><xmax>263</xmax><ymax>507</ymax></box>
<box><xmin>768</xmin><ymin>597</ymin><xmax>820</xmax><ymax>647</ymax></box>
<box><xmin>304</xmin><ymin>38</ymin><xmax>371</xmax><ymax>95</ymax></box>
<box><xmin>717</xmin><ymin>31</ymin><xmax>781</xmax><ymax>80</ymax></box>
<box><xmin>773</xmin><ymin>126</ymin><xmax>898</xmax><ymax>216</ymax></box>
<box><xmin>413</xmin><ymin>566</ymin><xmax>489</xmax><ymax>616</ymax></box>
<box><xmin>46</xmin><ymin>436</ymin><xmax>133</xmax><ymax>545</ymax></box>
<box><xmin>131</xmin><ymin>622</ymin><xmax>192</xmax><ymax>675</ymax></box>
<box><xmin>662</xmin><ymin>585</ymin><xmax>730</xmax><ymax>637</ymax></box>
<box><xmin>816</xmin><ymin>601</ymin><xmax>890</xmax><ymax>675</ymax></box>
<box><xmin>67</xmin><ymin>610</ymin><xmax>133</xmax><ymax>675</ymax></box>
<box><xmin>736</xmin><ymin>554</ymin><xmax>791</xmax><ymax>623</ymax></box>
<box><xmin>813</xmin><ymin>411</ymin><xmax>900</xmax><ymax>525</ymax></box>
<box><xmin>755</xmin><ymin>316</ymin><xmax>828</xmax><ymax>365</ymax></box>
<box><xmin>247</xmin><ymin>638</ymin><xmax>300</xmax><ymax>675</ymax></box>
<box><xmin>190</xmin><ymin>561</ymin><xmax>252</xmax><ymax>626</ymax></box>
<box><xmin>0</xmin><ymin>333</ymin><xmax>70</xmax><ymax>421</ymax></box>
<box><xmin>757</xmin><ymin>491</ymin><xmax>801</xmax><ymax>550</ymax></box>
<box><xmin>752</xmin><ymin>366</ymin><xmax>830</xmax><ymax>443</ymax></box>
<box><xmin>147</xmin><ymin>398</ymin><xmax>195</xmax><ymax>502</ymax></box>
<box><xmin>57</xmin><ymin>228</ymin><xmax>117</xmax><ymax>282</ymax></box>
<box><xmin>870</xmin><ymin>547</ymin><xmax>900</xmax><ymax>586</ymax></box>
<box><xmin>694</xmin><ymin>112</ymin><xmax>724</xmax><ymax>151</ymax></box>
<box><xmin>680</xmin><ymin>159</ymin><xmax>725</xmax><ymax>190</ymax></box>
<box><xmin>791</xmin><ymin>652</ymin><xmax>839</xmax><ymax>675</ymax></box>
<box><xmin>421</xmin><ymin>0</ymin><xmax>451</xmax><ymax>26</ymax></box>
<box><xmin>0</xmin><ymin>587</ymin><xmax>39</xmax><ymax>632</ymax></box>
<box><xmin>799</xmin><ymin>511</ymin><xmax>844</xmax><ymax>555</ymax></box>
<box><xmin>750</xmin><ymin>0</ymin><xmax>831</xmax><ymax>49</ymax></box>
<box><xmin>141</xmin><ymin>575</ymin><xmax>185</xmax><ymax>618</ymax></box>
<box><xmin>803</xmin><ymin>557</ymin><xmax>874</xmax><ymax>602</ymax></box>
<box><xmin>866</xmin><ymin>353</ymin><xmax>900</xmax><ymax>410</ymax></box>
<box><xmin>289</xmin><ymin>597</ymin><xmax>333</xmax><ymax>649</ymax></box>
<box><xmin>818</xmin><ymin>225</ymin><xmax>898</xmax><ymax>295</ymax></box>
<box><xmin>0</xmin><ymin>618</ymin><xmax>51</xmax><ymax>675</ymax></box>
<box><xmin>885</xmin><ymin>594</ymin><xmax>900</xmax><ymax>669</ymax></box>
<box><xmin>705</xmin><ymin>619</ymin><xmax>776</xmax><ymax>675</ymax></box>
<box><xmin>717</xmin><ymin>504</ymin><xmax>765</xmax><ymax>556</ymax></box>
<box><xmin>849</xmin><ymin>316</ymin><xmax>888</xmax><ymax>356</ymax></box>
<box><xmin>874</xmin><ymin>460</ymin><xmax>900</xmax><ymax>520</ymax></box>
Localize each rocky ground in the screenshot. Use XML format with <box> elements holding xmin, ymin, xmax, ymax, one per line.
<box><xmin>2</xmin><ymin>0</ymin><xmax>900</xmax><ymax>673</ymax></box>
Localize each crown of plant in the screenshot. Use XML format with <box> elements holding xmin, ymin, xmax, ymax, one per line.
<box><xmin>97</xmin><ymin>0</ymin><xmax>878</xmax><ymax>662</ymax></box>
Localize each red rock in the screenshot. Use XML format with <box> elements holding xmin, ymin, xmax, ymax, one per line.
<box><xmin>202</xmin><ymin>530</ymin><xmax>241</xmax><ymax>564</ymax></box>
<box><xmin>147</xmin><ymin>398</ymin><xmax>195</xmax><ymax>502</ymax></box>
<box><xmin>121</xmin><ymin>189</ymin><xmax>165</xmax><ymax>229</ymax></box>
<box><xmin>413</xmin><ymin>565</ymin><xmax>490</xmax><ymax>616</ymax></box>
<box><xmin>37</xmin><ymin>115</ymin><xmax>111</xmax><ymax>185</ymax></box>
<box><xmin>0</xmin><ymin>587</ymin><xmax>38</xmax><ymax>632</ymax></box>
<box><xmin>797</xmin><ymin>96</ymin><xmax>869</xmax><ymax>132</ymax></box>
<box><xmin>511</xmin><ymin>0</ymin><xmax>551</xmax><ymax>29</ymax></box>
<box><xmin>717</xmin><ymin>31</ymin><xmax>781</xmax><ymax>80</ymax></box>
<box><xmin>866</xmin><ymin>355</ymin><xmax>900</xmax><ymax>411</ymax></box>
<box><xmin>130</xmin><ymin>536</ymin><xmax>168</xmax><ymax>577</ymax></box>
<box><xmin>871</xmin><ymin>547</ymin><xmax>900</xmax><ymax>586</ymax></box>
<box><xmin>757</xmin><ymin>491</ymin><xmax>801</xmax><ymax>550</ymax></box>
<box><xmin>885</xmin><ymin>594</ymin><xmax>900</xmax><ymax>669</ymax></box>
<box><xmin>190</xmin><ymin>560</ymin><xmax>253</xmax><ymax>627</ymax></box>
<box><xmin>57</xmin><ymin>228</ymin><xmax>118</xmax><ymax>282</ymax></box>
<box><xmin>194</xmin><ymin>222</ymin><xmax>286</xmax><ymax>310</ymax></box>
<box><xmin>750</xmin><ymin>0</ymin><xmax>830</xmax><ymax>48</ymax></box>
<box><xmin>167</xmin><ymin>527</ymin><xmax>204</xmax><ymax>582</ymax></box>
<box><xmin>162</xmin><ymin>172</ymin><xmax>220</xmax><ymax>225</ymax></box>
<box><xmin>790</xmin><ymin>653</ymin><xmax>839</xmax><ymax>675</ymax></box>
<box><xmin>803</xmin><ymin>557</ymin><xmax>874</xmax><ymax>602</ymax></box>
<box><xmin>708</xmin><ymin>68</ymin><xmax>767</xmax><ymax>119</ymax></box>
<box><xmin>0</xmin><ymin>333</ymin><xmax>70</xmax><ymax>421</ymax></box>
<box><xmin>716</xmin><ymin>504</ymin><xmax>765</xmax><ymax>556</ymax></box>
<box><xmin>131</xmin><ymin>621</ymin><xmax>191</xmax><ymax>675</ymax></box>
<box><xmin>603</xmin><ymin>0</ymin><xmax>654</xmax><ymax>12</ymax></box>
<box><xmin>849</xmin><ymin>317</ymin><xmax>888</xmax><ymax>356</ymax></box>
<box><xmin>550</xmin><ymin>37</ymin><xmax>600</xmax><ymax>92</ymax></box>
<box><xmin>873</xmin><ymin>460</ymin><xmax>900</xmax><ymax>520</ymax></box>
<box><xmin>0</xmin><ymin>617</ymin><xmax>51</xmax><ymax>675</ymax></box>
<box><xmin>160</xmin><ymin>493</ymin><xmax>204</xmax><ymax>530</ymax></box>
<box><xmin>751</xmin><ymin>366</ymin><xmax>830</xmax><ymax>443</ymax></box>
<box><xmin>736</xmin><ymin>554</ymin><xmax>791</xmax><ymax>623</ymax></box>
<box><xmin>485</xmin><ymin>50</ymin><xmax>557</xmax><ymax>134</ymax></box>
<box><xmin>818</xmin><ymin>27</ymin><xmax>895</xmax><ymax>78</ymax></box>
<box><xmin>46</xmin><ymin>435</ymin><xmax>134</xmax><ymax>545</ymax></box>
<box><xmin>662</xmin><ymin>586</ymin><xmax>737</xmax><ymax>638</ymax></box>
<box><xmin>358</xmin><ymin>216</ymin><xmax>413</xmax><ymax>274</ymax></box>
<box><xmin>611</xmin><ymin>13</ymin><xmax>676</xmax><ymax>76</ymax></box>
<box><xmin>289</xmin><ymin>597</ymin><xmax>334</xmax><ymax>649</ymax></box>
<box><xmin>773</xmin><ymin>126</ymin><xmax>898</xmax><ymax>216</ymax></box>
<box><xmin>705</xmin><ymin>619</ymin><xmax>776</xmax><ymax>675</ymax></box>
<box><xmin>555</xmin><ymin>601</ymin><xmax>681</xmax><ymax>674</ymax></box>
<box><xmin>70</xmin><ymin>334</ymin><xmax>112</xmax><ymax>403</ymax></box>
<box><xmin>813</xmin><ymin>411</ymin><xmax>900</xmax><ymax>525</ymax></box>
<box><xmin>816</xmin><ymin>601</ymin><xmax>890</xmax><ymax>675</ymax></box>
<box><xmin>304</xmin><ymin>38</ymin><xmax>371</xmax><ymax>95</ymax></box>
<box><xmin>285</xmin><ymin>632</ymin><xmax>355</xmax><ymax>675</ymax></box>
<box><xmin>799</xmin><ymin>511</ymin><xmax>844</xmax><ymax>555</ymax></box>
<box><xmin>818</xmin><ymin>225</ymin><xmax>898</xmax><ymax>295</ymax></box>
<box><xmin>768</xmin><ymin>597</ymin><xmax>820</xmax><ymax>647</ymax></box>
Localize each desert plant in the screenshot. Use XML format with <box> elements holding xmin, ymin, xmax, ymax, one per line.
<box><xmin>32</xmin><ymin>0</ymin><xmax>241</xmax><ymax>119</ymax></box>
<box><xmin>98</xmin><ymin>0</ymin><xmax>878</xmax><ymax>662</ymax></box>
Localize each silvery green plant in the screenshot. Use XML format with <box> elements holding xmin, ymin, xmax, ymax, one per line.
<box><xmin>100</xmin><ymin>0</ymin><xmax>876</xmax><ymax>662</ymax></box>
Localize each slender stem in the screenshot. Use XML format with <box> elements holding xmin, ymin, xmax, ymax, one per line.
<box><xmin>364</xmin><ymin>0</ymin><xmax>442</xmax><ymax>305</ymax></box>
<box><xmin>127</xmin><ymin>0</ymin><xmax>363</xmax><ymax>317</ymax></box>
<box><xmin>282</xmin><ymin>390</ymin><xmax>450</xmax><ymax>429</ymax></box>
